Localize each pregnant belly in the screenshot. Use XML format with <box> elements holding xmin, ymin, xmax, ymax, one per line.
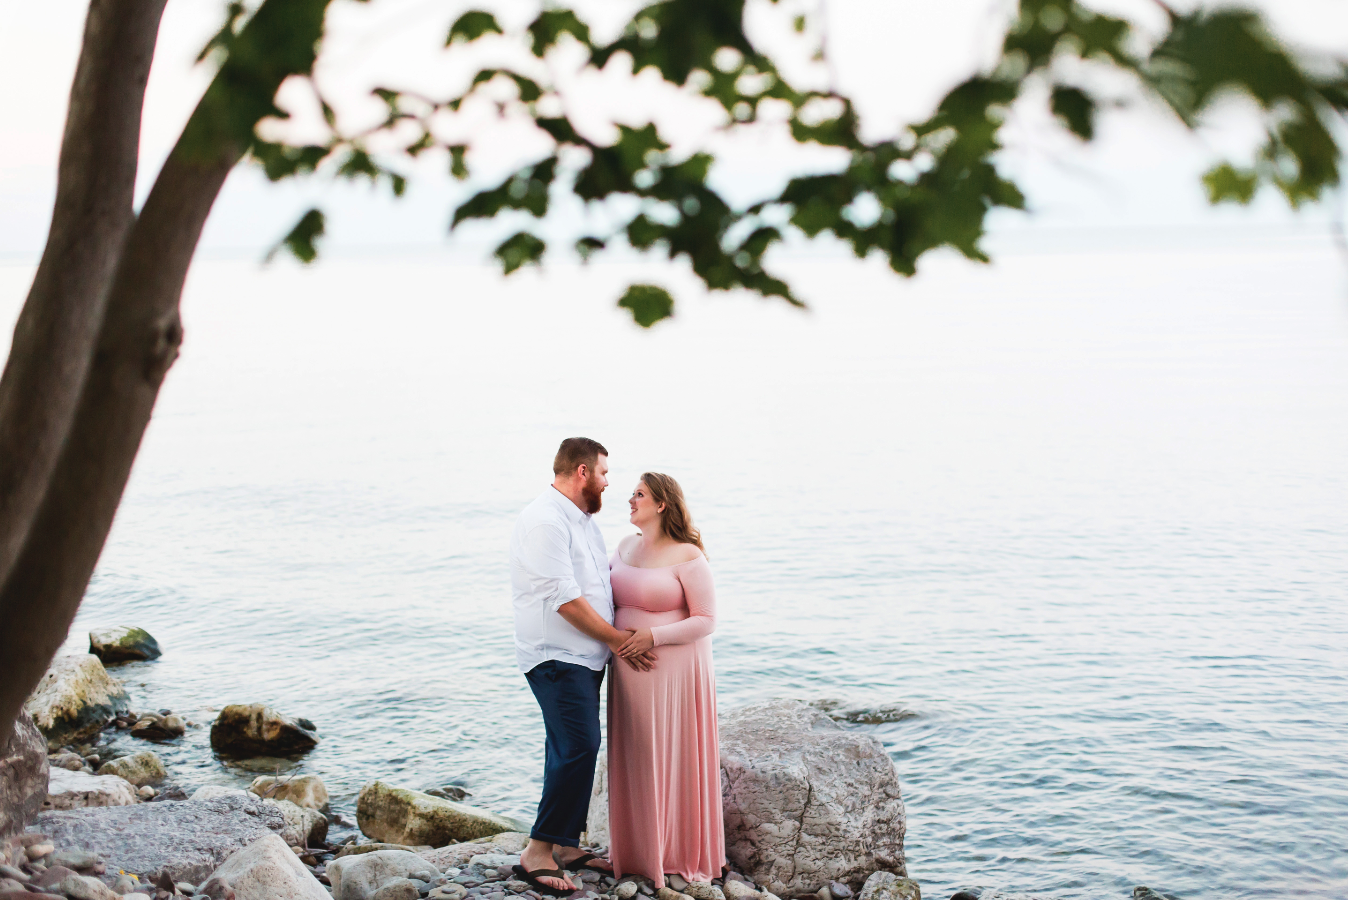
<box><xmin>614</xmin><ymin>607</ymin><xmax>686</xmax><ymax>631</ymax></box>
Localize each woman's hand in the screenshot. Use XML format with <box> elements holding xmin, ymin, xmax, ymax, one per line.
<box><xmin>619</xmin><ymin>628</ymin><xmax>655</xmax><ymax>658</ymax></box>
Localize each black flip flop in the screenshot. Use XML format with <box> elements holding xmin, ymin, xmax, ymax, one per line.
<box><xmin>512</xmin><ymin>864</ymin><xmax>575</xmax><ymax>897</ymax></box>
<box><xmin>560</xmin><ymin>852</ymin><xmax>612</xmax><ymax>874</ymax></box>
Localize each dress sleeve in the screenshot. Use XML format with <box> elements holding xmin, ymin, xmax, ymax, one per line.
<box><xmin>650</xmin><ymin>556</ymin><xmax>716</xmax><ymax>646</ymax></box>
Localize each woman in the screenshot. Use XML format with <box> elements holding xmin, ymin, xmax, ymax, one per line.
<box><xmin>607</xmin><ymin>473</ymin><xmax>725</xmax><ymax>886</ymax></box>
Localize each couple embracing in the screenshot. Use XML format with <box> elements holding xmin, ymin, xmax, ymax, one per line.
<box><xmin>508</xmin><ymin>437</ymin><xmax>724</xmax><ymax>895</ymax></box>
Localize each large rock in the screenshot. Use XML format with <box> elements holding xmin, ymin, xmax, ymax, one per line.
<box><xmin>30</xmin><ymin>791</ymin><xmax>288</xmax><ymax>883</ymax></box>
<box><xmin>43</xmin><ymin>769</ymin><xmax>138</xmax><ymax>810</ymax></box>
<box><xmin>210</xmin><ymin>705</ymin><xmax>319</xmax><ymax>758</ymax></box>
<box><xmin>720</xmin><ymin>701</ymin><xmax>906</xmax><ymax>895</ymax></box>
<box><xmin>357</xmin><ymin>781</ymin><xmax>528</xmax><ymax>846</ymax></box>
<box><xmin>0</xmin><ymin>709</ymin><xmax>49</xmax><ymax>837</ymax></box>
<box><xmin>326</xmin><ymin>849</ymin><xmax>440</xmax><ymax>900</ymax></box>
<box><xmin>198</xmin><ymin>832</ymin><xmax>330</xmax><ymax>900</ymax></box>
<box><xmin>87</xmin><ymin>628</ymin><xmax>162</xmax><ymax>665</ymax></box>
<box><xmin>23</xmin><ymin>655</ymin><xmax>130</xmax><ymax>749</ymax></box>
<box><xmin>262</xmin><ymin>798</ymin><xmax>327</xmax><ymax>847</ymax></box>
<box><xmin>584</xmin><ymin>755</ymin><xmax>609</xmax><ymax>846</ymax></box>
<box><xmin>416</xmin><ymin>842</ymin><xmax>491</xmax><ymax>871</ymax></box>
<box><xmin>249</xmin><ymin>773</ymin><xmax>328</xmax><ymax>810</ymax></box>
<box><xmin>97</xmin><ymin>751</ymin><xmax>166</xmax><ymax>787</ymax></box>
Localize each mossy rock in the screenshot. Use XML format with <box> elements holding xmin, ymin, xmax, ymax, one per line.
<box><xmin>89</xmin><ymin>626</ymin><xmax>162</xmax><ymax>664</ymax></box>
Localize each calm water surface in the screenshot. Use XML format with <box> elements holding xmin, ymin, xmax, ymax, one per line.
<box><xmin>2</xmin><ymin>236</ymin><xmax>1345</xmax><ymax>900</ymax></box>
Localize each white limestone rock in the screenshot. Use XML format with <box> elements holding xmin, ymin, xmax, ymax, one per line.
<box><xmin>97</xmin><ymin>751</ymin><xmax>166</xmax><ymax>787</ymax></box>
<box><xmin>44</xmin><ymin>769</ymin><xmax>138</xmax><ymax>810</ymax></box>
<box><xmin>249</xmin><ymin>773</ymin><xmax>329</xmax><ymax>810</ymax></box>
<box><xmin>23</xmin><ymin>655</ymin><xmax>130</xmax><ymax>749</ymax></box>
<box><xmin>326</xmin><ymin>849</ymin><xmax>441</xmax><ymax>900</ymax></box>
<box><xmin>720</xmin><ymin>700</ymin><xmax>907</xmax><ymax>896</ymax></box>
<box><xmin>198</xmin><ymin>832</ymin><xmax>330</xmax><ymax>900</ymax></box>
<box><xmin>416</xmin><ymin>842</ymin><xmax>492</xmax><ymax>872</ymax></box>
<box><xmin>357</xmin><ymin>781</ymin><xmax>528</xmax><ymax>846</ymax></box>
<box><xmin>857</xmin><ymin>872</ymin><xmax>919</xmax><ymax>900</ymax></box>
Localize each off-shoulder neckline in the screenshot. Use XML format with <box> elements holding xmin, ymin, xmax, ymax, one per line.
<box><xmin>613</xmin><ymin>554</ymin><xmax>704</xmax><ymax>570</ymax></box>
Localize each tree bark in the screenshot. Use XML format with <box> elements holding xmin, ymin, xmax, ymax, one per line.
<box><xmin>0</xmin><ymin>0</ymin><xmax>336</xmax><ymax>749</ymax></box>
<box><xmin>0</xmin><ymin>0</ymin><xmax>167</xmax><ymax>601</ymax></box>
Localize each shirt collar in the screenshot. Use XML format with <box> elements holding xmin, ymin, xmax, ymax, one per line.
<box><xmin>548</xmin><ymin>485</ymin><xmax>590</xmax><ymax>524</ymax></box>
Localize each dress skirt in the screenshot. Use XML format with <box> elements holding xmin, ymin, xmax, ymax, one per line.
<box><xmin>607</xmin><ymin>605</ymin><xmax>725</xmax><ymax>884</ymax></box>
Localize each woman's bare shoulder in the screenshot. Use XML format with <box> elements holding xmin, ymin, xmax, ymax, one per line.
<box><xmin>672</xmin><ymin>544</ymin><xmax>705</xmax><ymax>565</ymax></box>
<box><xmin>616</xmin><ymin>533</ymin><xmax>642</xmax><ymax>555</ymax></box>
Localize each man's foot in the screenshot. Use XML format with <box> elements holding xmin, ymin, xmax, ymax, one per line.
<box><xmin>554</xmin><ymin>847</ymin><xmax>613</xmax><ymax>872</ymax></box>
<box><xmin>520</xmin><ymin>841</ymin><xmax>576</xmax><ymax>893</ymax></box>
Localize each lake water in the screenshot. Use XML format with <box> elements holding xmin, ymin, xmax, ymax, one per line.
<box><xmin>3</xmin><ymin>232</ymin><xmax>1346</xmax><ymax>900</ymax></box>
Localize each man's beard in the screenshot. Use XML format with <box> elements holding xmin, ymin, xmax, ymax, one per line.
<box><xmin>580</xmin><ymin>473</ymin><xmax>603</xmax><ymax>514</ymax></box>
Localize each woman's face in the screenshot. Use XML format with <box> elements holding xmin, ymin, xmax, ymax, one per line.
<box><xmin>629</xmin><ymin>481</ymin><xmax>663</xmax><ymax>530</ymax></box>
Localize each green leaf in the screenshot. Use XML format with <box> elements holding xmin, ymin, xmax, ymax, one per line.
<box><xmin>1050</xmin><ymin>85</ymin><xmax>1094</xmax><ymax>140</ymax></box>
<box><xmin>448</xmin><ymin>145</ymin><xmax>469</xmax><ymax>180</ymax></box>
<box><xmin>576</xmin><ymin>236</ymin><xmax>606</xmax><ymax>261</ymax></box>
<box><xmin>617</xmin><ymin>284</ymin><xmax>675</xmax><ymax>327</ymax></box>
<box><xmin>494</xmin><ymin>232</ymin><xmax>546</xmax><ymax>274</ymax></box>
<box><xmin>528</xmin><ymin>10</ymin><xmax>592</xmax><ymax>56</ymax></box>
<box><xmin>266</xmin><ymin>208</ymin><xmax>325</xmax><ymax>264</ymax></box>
<box><xmin>448</xmin><ymin>11</ymin><xmax>503</xmax><ymax>45</ymax></box>
<box><xmin>1202</xmin><ymin>163</ymin><xmax>1258</xmax><ymax>204</ymax></box>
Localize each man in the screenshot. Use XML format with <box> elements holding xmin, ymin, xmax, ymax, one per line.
<box><xmin>510</xmin><ymin>437</ymin><xmax>656</xmax><ymax>895</ymax></box>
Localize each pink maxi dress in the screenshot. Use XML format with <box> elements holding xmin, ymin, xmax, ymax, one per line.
<box><xmin>607</xmin><ymin>552</ymin><xmax>726</xmax><ymax>885</ymax></box>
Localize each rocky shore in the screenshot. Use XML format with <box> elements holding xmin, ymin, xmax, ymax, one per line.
<box><xmin>1</xmin><ymin>628</ymin><xmax>1182</xmax><ymax>900</ymax></box>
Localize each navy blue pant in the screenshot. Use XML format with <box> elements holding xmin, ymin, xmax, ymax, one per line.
<box><xmin>525</xmin><ymin>660</ymin><xmax>605</xmax><ymax>847</ymax></box>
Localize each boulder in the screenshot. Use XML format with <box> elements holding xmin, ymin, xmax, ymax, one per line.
<box><xmin>87</xmin><ymin>628</ymin><xmax>161</xmax><ymax>665</ymax></box>
<box><xmin>249</xmin><ymin>773</ymin><xmax>328</xmax><ymax>810</ymax></box>
<box><xmin>30</xmin><ymin>791</ymin><xmax>288</xmax><ymax>884</ymax></box>
<box><xmin>326</xmin><ymin>849</ymin><xmax>440</xmax><ymax>900</ymax></box>
<box><xmin>97</xmin><ymin>751</ymin><xmax>166</xmax><ymax>787</ymax></box>
<box><xmin>261</xmin><ymin>798</ymin><xmax>327</xmax><ymax>847</ymax></box>
<box><xmin>197</xmin><ymin>832</ymin><xmax>329</xmax><ymax>900</ymax></box>
<box><xmin>0</xmin><ymin>709</ymin><xmax>49</xmax><ymax>838</ymax></box>
<box><xmin>54</xmin><ymin>872</ymin><xmax>119</xmax><ymax>900</ymax></box>
<box><xmin>856</xmin><ymin>873</ymin><xmax>919</xmax><ymax>900</ymax></box>
<box><xmin>210</xmin><ymin>705</ymin><xmax>319</xmax><ymax>758</ymax></box>
<box><xmin>357</xmin><ymin>781</ymin><xmax>528</xmax><ymax>846</ymax></box>
<box><xmin>43</xmin><ymin>769</ymin><xmax>138</xmax><ymax>810</ymax></box>
<box><xmin>23</xmin><ymin>655</ymin><xmax>130</xmax><ymax>749</ymax></box>
<box><xmin>486</xmin><ymin>831</ymin><xmax>530</xmax><ymax>853</ymax></box>
<box><xmin>191</xmin><ymin>786</ymin><xmax>250</xmax><ymax>802</ymax></box>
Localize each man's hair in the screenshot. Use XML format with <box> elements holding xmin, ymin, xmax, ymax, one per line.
<box><xmin>553</xmin><ymin>437</ymin><xmax>608</xmax><ymax>477</ymax></box>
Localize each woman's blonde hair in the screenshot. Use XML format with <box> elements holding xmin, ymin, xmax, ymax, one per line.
<box><xmin>640</xmin><ymin>472</ymin><xmax>706</xmax><ymax>557</ymax></box>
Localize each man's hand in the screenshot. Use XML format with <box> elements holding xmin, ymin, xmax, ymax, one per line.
<box><xmin>618</xmin><ymin>627</ymin><xmax>655</xmax><ymax>658</ymax></box>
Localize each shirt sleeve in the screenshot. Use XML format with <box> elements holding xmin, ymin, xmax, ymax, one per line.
<box><xmin>521</xmin><ymin>522</ymin><xmax>584</xmax><ymax>613</ymax></box>
<box><xmin>651</xmin><ymin>556</ymin><xmax>716</xmax><ymax>646</ymax></box>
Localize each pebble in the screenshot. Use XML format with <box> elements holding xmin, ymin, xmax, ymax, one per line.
<box><xmin>667</xmin><ymin>876</ymin><xmax>689</xmax><ymax>892</ymax></box>
<box><xmin>113</xmin><ymin>875</ymin><xmax>138</xmax><ymax>894</ymax></box>
<box><xmin>0</xmin><ymin>865</ymin><xmax>28</xmax><ymax>883</ymax></box>
<box><xmin>429</xmin><ymin>889</ymin><xmax>467</xmax><ymax>900</ymax></box>
<box><xmin>616</xmin><ymin>883</ymin><xmax>639</xmax><ymax>900</ymax></box>
<box><xmin>137</xmin><ymin>786</ymin><xmax>157</xmax><ymax>800</ymax></box>
<box><xmin>25</xmin><ymin>843</ymin><xmax>54</xmax><ymax>860</ymax></box>
<box><xmin>722</xmin><ymin>882</ymin><xmax>758</xmax><ymax>900</ymax></box>
<box><xmin>828</xmin><ymin>884</ymin><xmax>852</xmax><ymax>900</ymax></box>
<box><xmin>683</xmin><ymin>885</ymin><xmax>723</xmax><ymax>900</ymax></box>
<box><xmin>175</xmin><ymin>884</ymin><xmax>196</xmax><ymax>895</ymax></box>
<box><xmin>639</xmin><ymin>886</ymin><xmax>655</xmax><ymax>897</ymax></box>
<box><xmin>505</xmin><ymin>881</ymin><xmax>531</xmax><ymax>892</ymax></box>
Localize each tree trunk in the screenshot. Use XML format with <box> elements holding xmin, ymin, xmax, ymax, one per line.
<box><xmin>0</xmin><ymin>0</ymin><xmax>167</xmax><ymax>607</ymax></box>
<box><xmin>0</xmin><ymin>0</ymin><xmax>336</xmax><ymax>749</ymax></box>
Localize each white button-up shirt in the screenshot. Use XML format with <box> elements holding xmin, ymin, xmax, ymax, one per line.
<box><xmin>510</xmin><ymin>487</ymin><xmax>614</xmax><ymax>673</ymax></box>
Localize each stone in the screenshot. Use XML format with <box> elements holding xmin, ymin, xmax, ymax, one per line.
<box><xmin>683</xmin><ymin>885</ymin><xmax>721</xmax><ymax>900</ymax></box>
<box><xmin>657</xmin><ymin>889</ymin><xmax>692</xmax><ymax>900</ymax></box>
<box><xmin>418</xmin><ymin>843</ymin><xmax>493</xmax><ymax>872</ymax></box>
<box><xmin>23</xmin><ymin>655</ymin><xmax>130</xmax><ymax>750</ymax></box>
<box><xmin>190</xmin><ymin>786</ymin><xmax>250</xmax><ymax>802</ymax></box>
<box><xmin>249</xmin><ymin>774</ymin><xmax>328</xmax><ymax>811</ymax></box>
<box><xmin>26</xmin><ymin>841</ymin><xmax>54</xmax><ymax>859</ymax></box>
<box><xmin>196</xmin><ymin>833</ymin><xmax>329</xmax><ymax>900</ymax></box>
<box><xmin>88</xmin><ymin>628</ymin><xmax>162</xmax><ymax>665</ymax></box>
<box><xmin>112</xmin><ymin>875</ymin><xmax>137</xmax><ymax>894</ymax></box>
<box><xmin>56</xmin><ymin>873</ymin><xmax>119</xmax><ymax>900</ymax></box>
<box><xmin>261</xmin><ymin>798</ymin><xmax>327</xmax><ymax>847</ymax></box>
<box><xmin>720</xmin><ymin>701</ymin><xmax>906</xmax><ymax>895</ymax></box>
<box><xmin>430</xmin><ymin>888</ymin><xmax>467</xmax><ymax>900</ymax></box>
<box><xmin>51</xmin><ymin>751</ymin><xmax>85</xmax><ymax>772</ymax></box>
<box><xmin>49</xmin><ymin>849</ymin><xmax>101</xmax><ymax>871</ymax></box>
<box><xmin>616</xmin><ymin>883</ymin><xmax>639</xmax><ymax>900</ymax></box>
<box><xmin>209</xmin><ymin>705</ymin><xmax>319</xmax><ymax>758</ymax></box>
<box><xmin>583</xmin><ymin>756</ymin><xmax>609</xmax><ymax>848</ymax></box>
<box><xmin>97</xmin><ymin>751</ymin><xmax>166</xmax><ymax>787</ymax></box>
<box><xmin>136</xmin><ymin>786</ymin><xmax>155</xmax><ymax>801</ymax></box>
<box><xmin>1133</xmin><ymin>890</ymin><xmax>1180</xmax><ymax>900</ymax></box>
<box><xmin>667</xmin><ymin>876</ymin><xmax>688</xmax><ymax>892</ymax></box>
<box><xmin>0</xmin><ymin>709</ymin><xmax>49</xmax><ymax>838</ymax></box>
<box><xmin>31</xmin><ymin>791</ymin><xmax>290</xmax><ymax>884</ymax></box>
<box><xmin>129</xmin><ymin>716</ymin><xmax>185</xmax><ymax>743</ymax></box>
<box><xmin>815</xmin><ymin>889</ymin><xmax>832</xmax><ymax>900</ymax></box>
<box><xmin>807</xmin><ymin>701</ymin><xmax>916</xmax><ymax>726</ymax></box>
<box><xmin>856</xmin><ymin>873</ymin><xmax>918</xmax><ymax>900</ymax></box>
<box><xmin>468</xmin><ymin>855</ymin><xmax>519</xmax><ymax>869</ymax></box>
<box><xmin>372</xmin><ymin>879</ymin><xmax>420</xmax><ymax>900</ymax></box>
<box><xmin>357</xmin><ymin>782</ymin><xmax>528</xmax><ymax>847</ymax></box>
<box><xmin>326</xmin><ymin>850</ymin><xmax>441</xmax><ymax>900</ymax></box>
<box><xmin>337</xmin><ymin>843</ymin><xmax>419</xmax><ymax>859</ymax></box>
<box><xmin>828</xmin><ymin>884</ymin><xmax>852</xmax><ymax>900</ymax></box>
<box><xmin>722</xmin><ymin>883</ymin><xmax>757</xmax><ymax>900</ymax></box>
<box><xmin>486</xmin><ymin>832</ymin><xmax>530</xmax><ymax>854</ymax></box>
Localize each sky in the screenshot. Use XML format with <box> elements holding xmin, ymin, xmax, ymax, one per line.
<box><xmin>0</xmin><ymin>0</ymin><xmax>1345</xmax><ymax>261</ymax></box>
